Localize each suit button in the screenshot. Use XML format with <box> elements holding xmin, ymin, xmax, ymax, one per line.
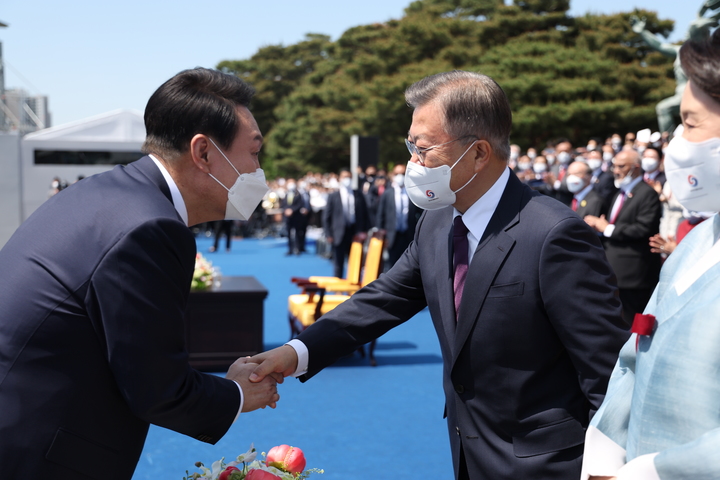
<box><xmin>455</xmin><ymin>384</ymin><xmax>465</xmax><ymax>394</ymax></box>
<box><xmin>456</xmin><ymin>426</ymin><xmax>461</xmax><ymax>436</ymax></box>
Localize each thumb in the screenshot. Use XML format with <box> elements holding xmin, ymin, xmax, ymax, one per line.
<box><xmin>249</xmin><ymin>363</ymin><xmax>270</xmax><ymax>383</ymax></box>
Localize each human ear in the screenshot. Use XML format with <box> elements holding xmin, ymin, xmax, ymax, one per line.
<box><xmin>189</xmin><ymin>134</ymin><xmax>212</xmax><ymax>173</ymax></box>
<box><xmin>472</xmin><ymin>140</ymin><xmax>493</xmax><ymax>172</ymax></box>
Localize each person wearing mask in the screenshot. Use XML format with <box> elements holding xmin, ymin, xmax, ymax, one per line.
<box><xmin>322</xmin><ymin>169</ymin><xmax>370</xmax><ymax>278</ymax></box>
<box><xmin>377</xmin><ymin>164</ymin><xmax>421</xmax><ymax>269</ymax></box>
<box><xmin>567</xmin><ymin>161</ymin><xmax>606</xmax><ymax>218</ymax></box>
<box><xmin>641</xmin><ymin>146</ymin><xmax>667</xmax><ymax>194</ymax></box>
<box><xmin>249</xmin><ymin>70</ymin><xmax>627</xmax><ymax>480</ymax></box>
<box><xmin>526</xmin><ymin>155</ymin><xmax>555</xmax><ymax>196</ymax></box>
<box><xmin>585</xmin><ymin>150</ymin><xmax>662</xmax><ymax>325</ymax></box>
<box><xmin>0</xmin><ymin>68</ymin><xmax>280</xmax><ymax>479</ymax></box>
<box><xmin>582</xmin><ymin>28</ymin><xmax>720</xmax><ymax>480</ymax></box>
<box><xmin>552</xmin><ymin>139</ymin><xmax>574</xmax><ymax>206</ymax></box>
<box><xmin>281</xmin><ymin>179</ymin><xmax>311</xmax><ymax>255</ymax></box>
<box><xmin>588</xmin><ymin>150</ymin><xmax>618</xmax><ymax>210</ymax></box>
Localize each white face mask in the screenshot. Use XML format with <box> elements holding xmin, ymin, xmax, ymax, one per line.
<box><xmin>517</xmin><ymin>161</ymin><xmax>531</xmax><ymax>171</ymax></box>
<box><xmin>587</xmin><ymin>159</ymin><xmax>603</xmax><ymax>171</ymax></box>
<box><xmin>566</xmin><ymin>174</ymin><xmax>586</xmax><ymax>194</ymax></box>
<box><xmin>641</xmin><ymin>157</ymin><xmax>659</xmax><ymax>173</ymax></box>
<box><xmin>340</xmin><ymin>177</ymin><xmax>352</xmax><ymax>189</ymax></box>
<box><xmin>528</xmin><ymin>152</ymin><xmax>537</xmax><ymax>160</ymax></box>
<box><xmin>207</xmin><ymin>138</ymin><xmax>269</xmax><ymax>221</ymax></box>
<box><xmin>614</xmin><ymin>173</ymin><xmax>634</xmax><ymax>190</ymax></box>
<box><xmin>603</xmin><ymin>152</ymin><xmax>614</xmax><ymax>162</ymax></box>
<box><xmin>637</xmin><ymin>146</ymin><xmax>646</xmax><ymax>155</ymax></box>
<box><xmin>405</xmin><ymin>141</ymin><xmax>478</xmax><ymax>210</ymax></box>
<box><xmin>533</xmin><ymin>163</ymin><xmax>547</xmax><ymax>174</ymax></box>
<box><xmin>394</xmin><ymin>174</ymin><xmax>405</xmax><ymax>187</ymax></box>
<box><xmin>546</xmin><ymin>155</ymin><xmax>556</xmax><ymax>165</ymax></box>
<box><xmin>664</xmin><ymin>135</ymin><xmax>720</xmax><ymax>212</ymax></box>
<box><xmin>557</xmin><ymin>151</ymin><xmax>572</xmax><ymax>164</ymax></box>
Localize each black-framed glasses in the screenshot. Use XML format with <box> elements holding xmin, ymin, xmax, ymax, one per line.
<box><xmin>405</xmin><ymin>136</ymin><xmax>477</xmax><ymax>165</ymax></box>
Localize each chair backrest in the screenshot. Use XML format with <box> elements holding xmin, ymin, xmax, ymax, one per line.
<box><xmin>346</xmin><ymin>232</ymin><xmax>368</xmax><ymax>284</ymax></box>
<box><xmin>360</xmin><ymin>229</ymin><xmax>386</xmax><ymax>287</ymax></box>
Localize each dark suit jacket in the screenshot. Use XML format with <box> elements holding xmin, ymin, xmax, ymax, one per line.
<box><xmin>603</xmin><ymin>180</ymin><xmax>662</xmax><ymax>290</ymax></box>
<box><xmin>575</xmin><ymin>188</ymin><xmax>607</xmax><ymax>219</ymax></box>
<box><xmin>281</xmin><ymin>190</ymin><xmax>310</xmax><ymax>229</ymax></box>
<box><xmin>322</xmin><ymin>188</ymin><xmax>369</xmax><ymax>246</ymax></box>
<box><xmin>298</xmin><ymin>171</ymin><xmax>628</xmax><ymax>480</ymax></box>
<box><xmin>0</xmin><ymin>157</ymin><xmax>239</xmax><ymax>480</ymax></box>
<box><xmin>376</xmin><ymin>185</ymin><xmax>422</xmax><ymax>249</ymax></box>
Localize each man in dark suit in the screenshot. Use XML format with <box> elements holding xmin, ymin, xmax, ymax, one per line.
<box><xmin>249</xmin><ymin>71</ymin><xmax>628</xmax><ymax>480</ymax></box>
<box><xmin>585</xmin><ymin>149</ymin><xmax>662</xmax><ymax>326</ymax></box>
<box><xmin>322</xmin><ymin>169</ymin><xmax>370</xmax><ymax>278</ymax></box>
<box><xmin>566</xmin><ymin>161</ymin><xmax>607</xmax><ymax>218</ymax></box>
<box><xmin>281</xmin><ymin>179</ymin><xmax>311</xmax><ymax>255</ymax></box>
<box><xmin>0</xmin><ymin>68</ymin><xmax>280</xmax><ymax>479</ymax></box>
<box><xmin>376</xmin><ymin>164</ymin><xmax>422</xmax><ymax>269</ymax></box>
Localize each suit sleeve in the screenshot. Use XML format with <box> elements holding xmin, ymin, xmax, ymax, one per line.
<box><xmin>85</xmin><ymin>218</ymin><xmax>239</xmax><ymax>444</ymax></box>
<box><xmin>611</xmin><ymin>189</ymin><xmax>662</xmax><ymax>241</ymax></box>
<box><xmin>297</xmin><ymin>215</ymin><xmax>429</xmax><ymax>379</ymax></box>
<box><xmin>539</xmin><ymin>215</ymin><xmax>629</xmax><ymax>416</ymax></box>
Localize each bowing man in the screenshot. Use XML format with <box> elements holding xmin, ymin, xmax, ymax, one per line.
<box><xmin>0</xmin><ymin>68</ymin><xmax>280</xmax><ymax>479</ymax></box>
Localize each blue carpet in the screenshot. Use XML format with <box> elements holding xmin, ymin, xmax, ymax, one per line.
<box><xmin>132</xmin><ymin>236</ymin><xmax>454</xmax><ymax>480</ymax></box>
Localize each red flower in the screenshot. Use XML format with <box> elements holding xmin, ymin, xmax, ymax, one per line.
<box><xmin>245</xmin><ymin>469</ymin><xmax>282</xmax><ymax>480</ymax></box>
<box><xmin>266</xmin><ymin>445</ymin><xmax>307</xmax><ymax>474</ymax></box>
<box><xmin>218</xmin><ymin>466</ymin><xmax>241</xmax><ymax>480</ymax></box>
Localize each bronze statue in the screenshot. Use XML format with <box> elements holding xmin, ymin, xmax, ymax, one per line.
<box><xmin>631</xmin><ymin>0</ymin><xmax>720</xmax><ymax>133</ymax></box>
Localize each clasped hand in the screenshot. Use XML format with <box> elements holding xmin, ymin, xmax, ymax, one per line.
<box><xmin>225</xmin><ymin>346</ymin><xmax>300</xmax><ymax>412</ymax></box>
<box><xmin>226</xmin><ymin>357</ymin><xmax>283</xmax><ymax>412</ymax></box>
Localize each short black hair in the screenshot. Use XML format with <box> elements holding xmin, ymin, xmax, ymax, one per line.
<box><xmin>680</xmin><ymin>28</ymin><xmax>720</xmax><ymax>102</ymax></box>
<box><xmin>142</xmin><ymin>67</ymin><xmax>255</xmax><ymax>159</ymax></box>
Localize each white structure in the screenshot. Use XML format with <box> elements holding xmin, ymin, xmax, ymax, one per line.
<box><xmin>11</xmin><ymin>109</ymin><xmax>146</xmax><ymax>240</ymax></box>
<box><xmin>3</xmin><ymin>88</ymin><xmax>51</xmax><ymax>132</ymax></box>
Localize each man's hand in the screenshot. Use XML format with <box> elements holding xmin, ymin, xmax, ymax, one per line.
<box><xmin>226</xmin><ymin>357</ymin><xmax>282</xmax><ymax>412</ymax></box>
<box><xmin>249</xmin><ymin>345</ymin><xmax>299</xmax><ymax>383</ymax></box>
<box><xmin>584</xmin><ymin>214</ymin><xmax>609</xmax><ymax>233</ymax></box>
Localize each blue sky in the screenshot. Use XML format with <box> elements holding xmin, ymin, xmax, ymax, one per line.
<box><xmin>1</xmin><ymin>0</ymin><xmax>695</xmax><ymax>126</ymax></box>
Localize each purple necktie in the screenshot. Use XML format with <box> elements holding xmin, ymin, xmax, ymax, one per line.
<box><xmin>453</xmin><ymin>216</ymin><xmax>469</xmax><ymax>318</ymax></box>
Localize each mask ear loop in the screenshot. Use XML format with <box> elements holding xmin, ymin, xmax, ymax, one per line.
<box><xmin>207</xmin><ymin>137</ymin><xmax>242</xmax><ymax>191</ymax></box>
<box><xmin>450</xmin><ymin>141</ymin><xmax>479</xmax><ymax>194</ymax></box>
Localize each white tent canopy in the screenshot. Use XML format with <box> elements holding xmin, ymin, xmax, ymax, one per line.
<box><xmin>21</xmin><ymin>109</ymin><xmax>146</xmax><ymax>220</ymax></box>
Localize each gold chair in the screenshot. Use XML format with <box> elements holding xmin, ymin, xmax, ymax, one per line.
<box><xmin>290</xmin><ymin>232</ymin><xmax>367</xmax><ymax>290</ymax></box>
<box><xmin>288</xmin><ymin>230</ymin><xmax>386</xmax><ymax>339</ymax></box>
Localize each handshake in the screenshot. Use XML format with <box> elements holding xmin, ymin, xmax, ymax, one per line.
<box><xmin>224</xmin><ymin>345</ymin><xmax>300</xmax><ymax>412</ymax></box>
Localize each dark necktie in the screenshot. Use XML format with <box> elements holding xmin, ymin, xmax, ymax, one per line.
<box><xmin>453</xmin><ymin>216</ymin><xmax>469</xmax><ymax>318</ymax></box>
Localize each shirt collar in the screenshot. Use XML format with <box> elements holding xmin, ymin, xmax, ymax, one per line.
<box><xmin>453</xmin><ymin>166</ymin><xmax>511</xmax><ymax>243</ymax></box>
<box><xmin>574</xmin><ymin>183</ymin><xmax>594</xmax><ymax>202</ymax></box>
<box><xmin>622</xmin><ymin>174</ymin><xmax>644</xmax><ymax>194</ymax></box>
<box><xmin>149</xmin><ymin>154</ymin><xmax>189</xmax><ymax>226</ymax></box>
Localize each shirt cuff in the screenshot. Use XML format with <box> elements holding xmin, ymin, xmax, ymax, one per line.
<box><xmin>232</xmin><ymin>380</ymin><xmax>244</xmax><ymax>423</ymax></box>
<box><xmin>603</xmin><ymin>224</ymin><xmax>616</xmax><ymax>237</ymax></box>
<box><xmin>617</xmin><ymin>453</ymin><xmax>660</xmax><ymax>480</ymax></box>
<box><xmin>581</xmin><ymin>425</ymin><xmax>626</xmax><ymax>479</ymax></box>
<box><xmin>286</xmin><ymin>339</ymin><xmax>309</xmax><ymax>377</ymax></box>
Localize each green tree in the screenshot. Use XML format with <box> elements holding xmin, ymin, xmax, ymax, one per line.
<box><xmin>217</xmin><ymin>0</ymin><xmax>676</xmax><ymax>176</ymax></box>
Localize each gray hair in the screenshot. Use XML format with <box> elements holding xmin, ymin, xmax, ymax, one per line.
<box><xmin>405</xmin><ymin>71</ymin><xmax>512</xmax><ymax>161</ymax></box>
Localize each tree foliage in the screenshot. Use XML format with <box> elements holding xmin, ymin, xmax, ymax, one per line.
<box><xmin>218</xmin><ymin>0</ymin><xmax>676</xmax><ymax>177</ymax></box>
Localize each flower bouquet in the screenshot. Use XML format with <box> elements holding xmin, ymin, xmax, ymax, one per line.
<box><xmin>183</xmin><ymin>444</ymin><xmax>323</xmax><ymax>480</ymax></box>
<box><xmin>191</xmin><ymin>253</ymin><xmax>216</xmax><ymax>291</ymax></box>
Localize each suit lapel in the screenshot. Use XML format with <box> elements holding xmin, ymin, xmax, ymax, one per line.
<box><xmin>451</xmin><ymin>173</ymin><xmax>523</xmax><ymax>367</ymax></box>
